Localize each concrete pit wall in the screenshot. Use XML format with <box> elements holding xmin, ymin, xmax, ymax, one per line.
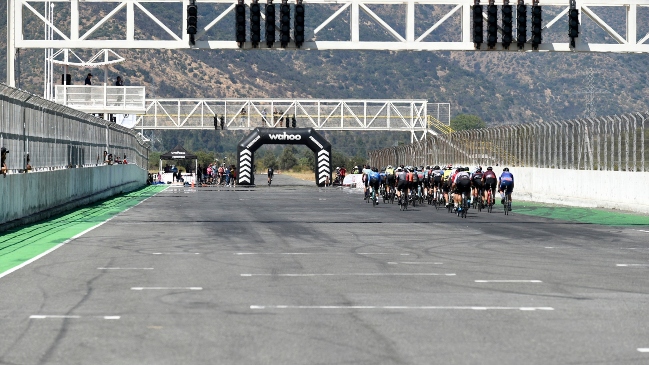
<box><xmin>1</xmin><ymin>165</ymin><xmax>147</xmax><ymax>230</ymax></box>
<box><xmin>508</xmin><ymin>167</ymin><xmax>649</xmax><ymax>215</ymax></box>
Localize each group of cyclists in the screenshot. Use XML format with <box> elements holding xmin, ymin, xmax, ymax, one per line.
<box><xmin>361</xmin><ymin>163</ymin><xmax>514</xmax><ymax>214</ymax></box>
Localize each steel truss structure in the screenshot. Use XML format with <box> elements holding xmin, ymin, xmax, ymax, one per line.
<box><xmin>7</xmin><ymin>1</ymin><xmax>649</xmax><ymax>86</ymax></box>
<box><xmin>135</xmin><ymin>98</ymin><xmax>437</xmax><ymax>139</ymax></box>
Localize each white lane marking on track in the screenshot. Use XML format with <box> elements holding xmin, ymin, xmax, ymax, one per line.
<box><xmin>636</xmin><ymin>230</ymin><xmax>649</xmax><ymax>233</ymax></box>
<box><xmin>358</xmin><ymin>253</ymin><xmax>410</xmax><ymax>255</ymax></box>
<box><xmin>30</xmin><ymin>315</ymin><xmax>120</xmax><ymax>319</ymax></box>
<box><xmin>235</xmin><ymin>253</ymin><xmax>312</xmax><ymax>255</ymax></box>
<box><xmin>250</xmin><ymin>305</ymin><xmax>554</xmax><ymax>311</ymax></box>
<box><xmin>0</xmin><ymin>189</ymin><xmax>165</xmax><ymax>280</ymax></box>
<box><xmin>152</xmin><ymin>253</ymin><xmax>200</xmax><ymax>255</ymax></box>
<box><xmin>387</xmin><ymin>262</ymin><xmax>443</xmax><ymax>265</ymax></box>
<box><xmin>241</xmin><ymin>273</ymin><xmax>456</xmax><ymax>277</ymax></box>
<box><xmin>97</xmin><ymin>268</ymin><xmax>154</xmax><ymax>270</ymax></box>
<box><xmin>234</xmin><ymin>253</ymin><xmax>411</xmax><ymax>256</ymax></box>
<box><xmin>131</xmin><ymin>287</ymin><xmax>203</xmax><ymax>290</ymax></box>
<box><xmin>638</xmin><ymin>348</ymin><xmax>649</xmax><ymax>353</ymax></box>
<box><xmin>475</xmin><ymin>280</ymin><xmax>543</xmax><ymax>283</ymax></box>
<box><xmin>616</xmin><ymin>264</ymin><xmax>649</xmax><ymax>267</ymax></box>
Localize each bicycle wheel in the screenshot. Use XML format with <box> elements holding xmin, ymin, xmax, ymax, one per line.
<box><xmin>372</xmin><ymin>190</ymin><xmax>377</xmax><ymax>207</ymax></box>
<box><xmin>504</xmin><ymin>198</ymin><xmax>509</xmax><ymax>215</ymax></box>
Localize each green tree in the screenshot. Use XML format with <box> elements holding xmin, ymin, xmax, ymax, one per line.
<box><xmin>195</xmin><ymin>150</ymin><xmax>216</xmax><ymax>168</ymax></box>
<box><xmin>261</xmin><ymin>150</ymin><xmax>278</xmax><ymax>169</ymax></box>
<box><xmin>301</xmin><ymin>149</ymin><xmax>315</xmax><ymax>171</ymax></box>
<box><xmin>279</xmin><ymin>147</ymin><xmax>297</xmax><ymax>170</ymax></box>
<box><xmin>332</xmin><ymin>151</ymin><xmax>349</xmax><ymax>170</ymax></box>
<box><xmin>450</xmin><ymin>114</ymin><xmax>487</xmax><ymax>131</ymax></box>
<box><xmin>148</xmin><ymin>151</ymin><xmax>161</xmax><ymax>171</ymax></box>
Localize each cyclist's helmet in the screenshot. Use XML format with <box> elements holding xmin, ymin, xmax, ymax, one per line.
<box><xmin>387</xmin><ymin>165</ymin><xmax>393</xmax><ymax>169</ymax></box>
<box><xmin>503</xmin><ymin>167</ymin><xmax>510</xmax><ymax>172</ymax></box>
<box><xmin>434</xmin><ymin>165</ymin><xmax>440</xmax><ymax>170</ymax></box>
<box><xmin>372</xmin><ymin>167</ymin><xmax>378</xmax><ymax>172</ymax></box>
<box><xmin>464</xmin><ymin>167</ymin><xmax>470</xmax><ymax>171</ymax></box>
<box><xmin>396</xmin><ymin>167</ymin><xmax>403</xmax><ymax>172</ymax></box>
<box><xmin>476</xmin><ymin>167</ymin><xmax>482</xmax><ymax>172</ymax></box>
<box><xmin>425</xmin><ymin>165</ymin><xmax>430</xmax><ymax>170</ymax></box>
<box><xmin>487</xmin><ymin>166</ymin><xmax>493</xmax><ymax>171</ymax></box>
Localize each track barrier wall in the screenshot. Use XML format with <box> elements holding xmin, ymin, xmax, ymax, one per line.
<box><xmin>0</xmin><ymin>84</ymin><xmax>149</xmax><ymax>230</ymax></box>
<box><xmin>1</xmin><ymin>164</ymin><xmax>147</xmax><ymax>229</ymax></box>
<box><xmin>512</xmin><ymin>167</ymin><xmax>649</xmax><ymax>214</ymax></box>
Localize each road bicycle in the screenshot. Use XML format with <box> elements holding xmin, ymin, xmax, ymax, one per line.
<box><xmin>457</xmin><ymin>192</ymin><xmax>469</xmax><ymax>218</ymax></box>
<box><xmin>504</xmin><ymin>193</ymin><xmax>512</xmax><ymax>215</ymax></box>
<box><xmin>486</xmin><ymin>188</ymin><xmax>494</xmax><ymax>213</ymax></box>
<box><xmin>371</xmin><ymin>186</ymin><xmax>378</xmax><ymax>207</ymax></box>
<box><xmin>398</xmin><ymin>190</ymin><xmax>408</xmax><ymax>211</ymax></box>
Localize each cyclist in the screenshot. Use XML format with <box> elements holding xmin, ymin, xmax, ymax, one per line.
<box><xmin>368</xmin><ymin>167</ymin><xmax>381</xmax><ymax>204</ymax></box>
<box><xmin>267</xmin><ymin>166</ymin><xmax>274</xmax><ymax>185</ymax></box>
<box><xmin>498</xmin><ymin>167</ymin><xmax>514</xmax><ymax>210</ymax></box>
<box><xmin>471</xmin><ymin>167</ymin><xmax>484</xmax><ymax>206</ymax></box>
<box><xmin>452</xmin><ymin>167</ymin><xmax>472</xmax><ymax>211</ymax></box>
<box><xmin>417</xmin><ymin>166</ymin><xmax>430</xmax><ymax>198</ymax></box>
<box><xmin>385</xmin><ymin>165</ymin><xmax>395</xmax><ymax>197</ymax></box>
<box><xmin>395</xmin><ymin>166</ymin><xmax>408</xmax><ymax>204</ymax></box>
<box><xmin>482</xmin><ymin>166</ymin><xmax>497</xmax><ymax>206</ymax></box>
<box><xmin>379</xmin><ymin>168</ymin><xmax>387</xmax><ymax>197</ymax></box>
<box><xmin>362</xmin><ymin>164</ymin><xmax>372</xmax><ymax>199</ymax></box>
<box><xmin>417</xmin><ymin>166</ymin><xmax>425</xmax><ymax>200</ymax></box>
<box><xmin>442</xmin><ymin>165</ymin><xmax>454</xmax><ymax>207</ymax></box>
<box><xmin>406</xmin><ymin>167</ymin><xmax>416</xmax><ymax>202</ymax></box>
<box><xmin>431</xmin><ymin>165</ymin><xmax>444</xmax><ymax>202</ymax></box>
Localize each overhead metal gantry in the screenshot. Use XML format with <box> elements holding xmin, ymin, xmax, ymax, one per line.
<box><xmin>7</xmin><ymin>0</ymin><xmax>649</xmax><ymax>86</ymax></box>
<box><xmin>134</xmin><ymin>98</ymin><xmax>437</xmax><ymax>140</ymax></box>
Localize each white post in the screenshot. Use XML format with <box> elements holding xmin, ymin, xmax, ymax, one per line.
<box><xmin>406</xmin><ymin>0</ymin><xmax>415</xmax><ymax>43</ymax></box>
<box><xmin>351</xmin><ymin>0</ymin><xmax>359</xmax><ymax>43</ymax></box>
<box><xmin>627</xmin><ymin>4</ymin><xmax>637</xmax><ymax>45</ymax></box>
<box><xmin>7</xmin><ymin>0</ymin><xmax>16</xmax><ymax>86</ymax></box>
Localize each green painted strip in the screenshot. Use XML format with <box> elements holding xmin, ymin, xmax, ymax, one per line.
<box><xmin>514</xmin><ymin>201</ymin><xmax>649</xmax><ymax>226</ymax></box>
<box><xmin>0</xmin><ymin>185</ymin><xmax>168</xmax><ymax>276</ymax></box>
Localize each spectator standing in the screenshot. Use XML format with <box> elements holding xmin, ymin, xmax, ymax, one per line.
<box><xmin>115</xmin><ymin>76</ymin><xmax>124</xmax><ymax>86</ymax></box>
<box><xmin>218</xmin><ymin>164</ymin><xmax>225</xmax><ymax>184</ymax></box>
<box><xmin>239</xmin><ymin>108</ymin><xmax>247</xmax><ymax>127</ymax></box>
<box><xmin>85</xmin><ymin>73</ymin><xmax>92</xmax><ymax>85</ymax></box>
<box><xmin>224</xmin><ymin>165</ymin><xmax>231</xmax><ymax>186</ymax></box>
<box><xmin>206</xmin><ymin>164</ymin><xmax>213</xmax><ymax>183</ymax></box>
<box><xmin>1</xmin><ymin>147</ymin><xmax>8</xmax><ymax>177</ymax></box>
<box><xmin>261</xmin><ymin>108</ymin><xmax>267</xmax><ymax>126</ymax></box>
<box><xmin>231</xmin><ymin>166</ymin><xmax>237</xmax><ymax>186</ymax></box>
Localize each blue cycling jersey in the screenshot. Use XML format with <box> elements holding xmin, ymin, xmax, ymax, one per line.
<box><xmin>499</xmin><ymin>171</ymin><xmax>514</xmax><ymax>184</ymax></box>
<box><xmin>369</xmin><ymin>171</ymin><xmax>381</xmax><ymax>182</ymax></box>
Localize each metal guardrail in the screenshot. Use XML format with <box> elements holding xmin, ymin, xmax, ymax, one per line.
<box><xmin>0</xmin><ymin>83</ymin><xmax>149</xmax><ymax>174</ymax></box>
<box><xmin>369</xmin><ymin>113</ymin><xmax>648</xmax><ymax>172</ymax></box>
<box><xmin>54</xmin><ymin>85</ymin><xmax>146</xmax><ymax>114</ymax></box>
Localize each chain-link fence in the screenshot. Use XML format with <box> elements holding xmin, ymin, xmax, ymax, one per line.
<box><xmin>1</xmin><ymin>84</ymin><xmax>149</xmax><ymax>174</ymax></box>
<box><xmin>369</xmin><ymin>112</ymin><xmax>648</xmax><ymax>172</ymax></box>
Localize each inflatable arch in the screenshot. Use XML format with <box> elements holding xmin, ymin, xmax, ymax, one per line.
<box><xmin>237</xmin><ymin>128</ymin><xmax>332</xmax><ymax>186</ymax></box>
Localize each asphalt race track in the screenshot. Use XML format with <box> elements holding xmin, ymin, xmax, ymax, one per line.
<box><xmin>1</xmin><ymin>175</ymin><xmax>649</xmax><ymax>365</ymax></box>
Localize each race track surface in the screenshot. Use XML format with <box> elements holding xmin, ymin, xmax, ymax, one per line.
<box><xmin>1</xmin><ymin>175</ymin><xmax>649</xmax><ymax>365</ymax></box>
